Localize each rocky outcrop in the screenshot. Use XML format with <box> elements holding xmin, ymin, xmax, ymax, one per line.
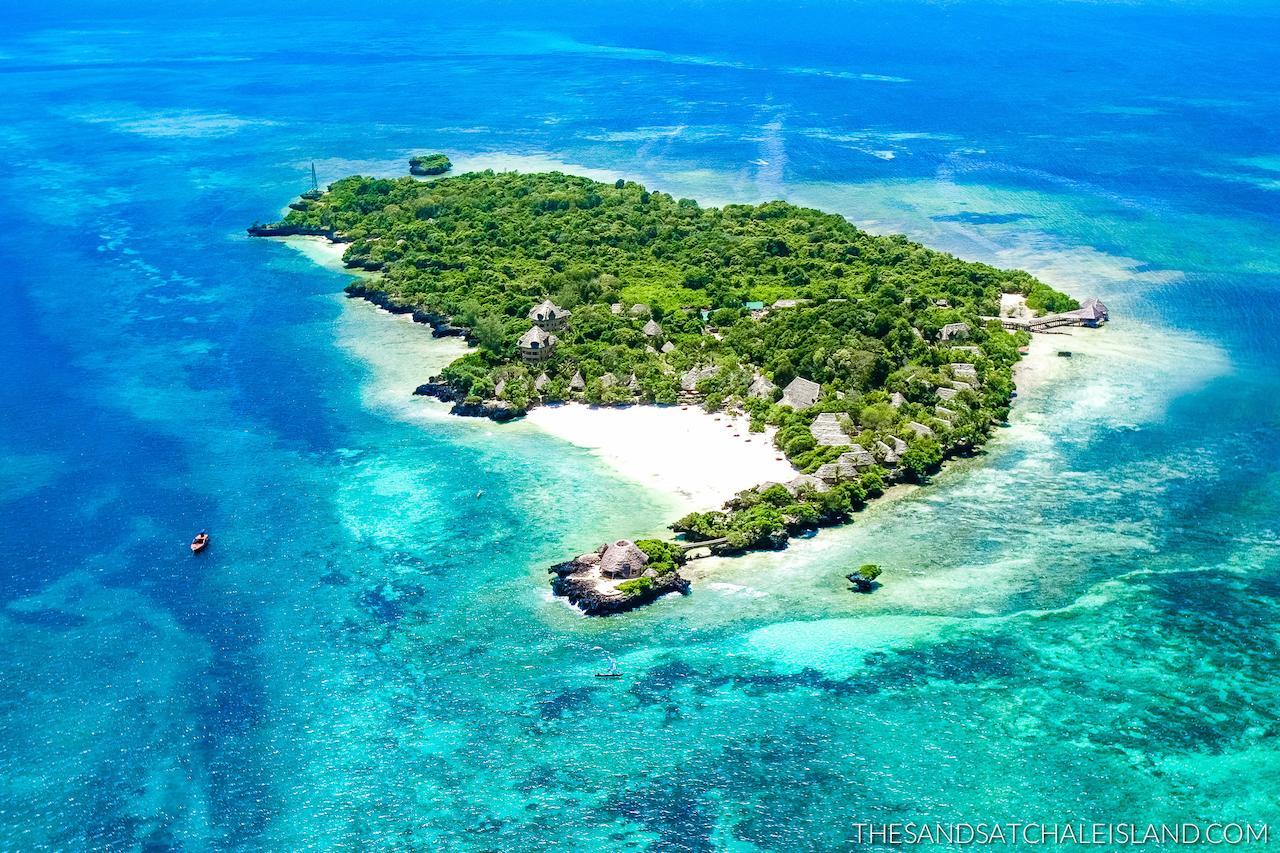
<box><xmin>450</xmin><ymin>400</ymin><xmax>523</xmax><ymax>421</ymax></box>
<box><xmin>412</xmin><ymin>379</ymin><xmax>461</xmax><ymax>402</ymax></box>
<box><xmin>549</xmin><ymin>559</ymin><xmax>690</xmax><ymax>616</ymax></box>
<box><xmin>344</xmin><ymin>282</ymin><xmax>467</xmax><ymax>338</ymax></box>
<box><xmin>246</xmin><ymin>224</ymin><xmax>346</xmax><ymax>239</ymax></box>
<box><xmin>412</xmin><ymin>381</ymin><xmax>524</xmax><ymax>421</ymax></box>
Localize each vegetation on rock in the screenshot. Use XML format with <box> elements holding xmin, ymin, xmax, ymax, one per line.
<box><xmin>408</xmin><ymin>153</ymin><xmax>452</xmax><ymax>176</ymax></box>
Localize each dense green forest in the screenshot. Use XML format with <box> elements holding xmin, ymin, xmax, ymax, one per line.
<box><xmin>264</xmin><ymin>167</ymin><xmax>1074</xmax><ymax>551</ymax></box>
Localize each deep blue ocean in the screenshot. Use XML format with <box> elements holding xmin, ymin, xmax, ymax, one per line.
<box><xmin>2</xmin><ymin>2</ymin><xmax>1279</xmax><ymax>849</ymax></box>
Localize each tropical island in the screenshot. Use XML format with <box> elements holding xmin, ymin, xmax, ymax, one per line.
<box><xmin>250</xmin><ymin>162</ymin><xmax>1106</xmax><ymax>614</ymax></box>
<box><xmin>408</xmin><ymin>152</ymin><xmax>453</xmax><ymax>176</ymax></box>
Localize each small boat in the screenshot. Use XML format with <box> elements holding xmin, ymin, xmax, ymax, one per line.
<box><xmin>593</xmin><ymin>647</ymin><xmax>621</xmax><ymax>678</ymax></box>
<box><xmin>475</xmin><ymin>489</ymin><xmax>485</xmax><ymax>498</ymax></box>
<box><xmin>190</xmin><ymin>531</ymin><xmax>209</xmax><ymax>554</ymax></box>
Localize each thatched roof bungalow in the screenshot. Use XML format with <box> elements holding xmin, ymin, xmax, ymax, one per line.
<box><xmin>600</xmin><ymin>539</ymin><xmax>649</xmax><ymax>579</ymax></box>
<box><xmin>1068</xmin><ymin>297</ymin><xmax>1109</xmax><ymax>326</ymax></box>
<box><xmin>810</xmin><ymin>412</ymin><xmax>852</xmax><ymax>447</ymax></box>
<box><xmin>785</xmin><ymin>474</ymin><xmax>830</xmax><ymax>494</ymax></box>
<box><xmin>839</xmin><ymin>445</ymin><xmax>876</xmax><ymax>468</ymax></box>
<box><xmin>518</xmin><ymin>326</ymin><xmax>557</xmax><ymax>363</ymax></box>
<box><xmin>643</xmin><ymin>319</ymin><xmax>663</xmax><ymax>337</ymax></box>
<box><xmin>528</xmin><ymin>299</ymin><xmax>571</xmax><ymax>331</ymax></box>
<box><xmin>681</xmin><ymin>365</ymin><xmax>719</xmax><ymax>393</ymax></box>
<box><xmin>748</xmin><ymin>373</ymin><xmax>777</xmax><ymax>400</ymax></box>
<box><xmin>781</xmin><ymin>377</ymin><xmax>821</xmax><ymax>410</ymax></box>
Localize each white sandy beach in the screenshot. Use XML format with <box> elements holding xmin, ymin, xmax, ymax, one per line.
<box><xmin>523</xmin><ymin>403</ymin><xmax>798</xmax><ymax>513</ymax></box>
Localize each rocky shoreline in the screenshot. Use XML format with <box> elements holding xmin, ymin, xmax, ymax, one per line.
<box><xmin>344</xmin><ymin>282</ymin><xmax>469</xmax><ymax>339</ymax></box>
<box><xmin>246</xmin><ymin>223</ymin><xmax>346</xmax><ymax>240</ymax></box>
<box><xmin>412</xmin><ymin>380</ymin><xmax>524</xmax><ymax>421</ymax></box>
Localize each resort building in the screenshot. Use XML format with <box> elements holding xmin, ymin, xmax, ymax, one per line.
<box><xmin>1069</xmin><ymin>297</ymin><xmax>1109</xmax><ymax>327</ymax></box>
<box><xmin>600</xmin><ymin>540</ymin><xmax>649</xmax><ymax>579</ymax></box>
<box><xmin>939</xmin><ymin>322</ymin><xmax>970</xmax><ymax>341</ymax></box>
<box><xmin>950</xmin><ymin>363</ymin><xmax>979</xmax><ymax>383</ymax></box>
<box><xmin>784</xmin><ymin>474</ymin><xmax>829</xmax><ymax>494</ymax></box>
<box><xmin>782</xmin><ymin>377</ymin><xmax>821</xmax><ymax>410</ymax></box>
<box><xmin>643</xmin><ymin>319</ymin><xmax>663</xmax><ymax>337</ymax></box>
<box><xmin>748</xmin><ymin>373</ymin><xmax>777</xmax><ymax>400</ymax></box>
<box><xmin>518</xmin><ymin>326</ymin><xmax>557</xmax><ymax>363</ymax></box>
<box><xmin>528</xmin><ymin>299</ymin><xmax>571</xmax><ymax>331</ymax></box>
<box><xmin>681</xmin><ymin>365</ymin><xmax>719</xmax><ymax>394</ymax></box>
<box><xmin>570</xmin><ymin>371</ymin><xmax>585</xmax><ymax>392</ymax></box>
<box><xmin>810</xmin><ymin>413</ymin><xmax>852</xmax><ymax>447</ymax></box>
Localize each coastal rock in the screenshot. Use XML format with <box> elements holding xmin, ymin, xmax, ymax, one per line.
<box><xmin>345</xmin><ymin>283</ymin><xmax>467</xmax><ymax>338</ymax></box>
<box><xmin>451</xmin><ymin>400</ymin><xmax>523</xmax><ymax>421</ymax></box>
<box><xmin>412</xmin><ymin>380</ymin><xmax>461</xmax><ymax>402</ymax></box>
<box><xmin>246</xmin><ymin>223</ymin><xmax>345</xmax><ymax>239</ymax></box>
<box><xmin>548</xmin><ymin>558</ymin><xmax>689</xmax><ymax>616</ymax></box>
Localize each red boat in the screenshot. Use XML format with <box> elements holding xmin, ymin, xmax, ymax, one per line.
<box><xmin>190</xmin><ymin>531</ymin><xmax>210</xmax><ymax>554</ymax></box>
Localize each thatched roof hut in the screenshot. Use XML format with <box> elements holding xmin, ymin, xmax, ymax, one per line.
<box><xmin>534</xmin><ymin>373</ymin><xmax>550</xmax><ymax>391</ymax></box>
<box><xmin>936</xmin><ymin>386</ymin><xmax>959</xmax><ymax>401</ymax></box>
<box><xmin>570</xmin><ymin>371</ymin><xmax>585</xmax><ymax>392</ymax></box>
<box><xmin>643</xmin><ymin>319</ymin><xmax>663</xmax><ymax>337</ymax></box>
<box><xmin>785</xmin><ymin>474</ymin><xmax>830</xmax><ymax>494</ymax></box>
<box><xmin>950</xmin><ymin>363</ymin><xmax>978</xmax><ymax>382</ymax></box>
<box><xmin>907</xmin><ymin>421</ymin><xmax>934</xmax><ymax>437</ymax></box>
<box><xmin>939</xmin><ymin>322</ymin><xmax>970</xmax><ymax>341</ymax></box>
<box><xmin>681</xmin><ymin>365</ymin><xmax>719</xmax><ymax>392</ymax></box>
<box><xmin>528</xmin><ymin>299</ymin><xmax>570</xmax><ymax>329</ymax></box>
<box><xmin>781</xmin><ymin>377</ymin><xmax>821</xmax><ymax>410</ymax></box>
<box><xmin>810</xmin><ymin>412</ymin><xmax>852</xmax><ymax>447</ymax></box>
<box><xmin>517</xmin><ymin>326</ymin><xmax>557</xmax><ymax>362</ymax></box>
<box><xmin>889</xmin><ymin>391</ymin><xmax>907</xmax><ymax>409</ymax></box>
<box><xmin>661</xmin><ymin>341</ymin><xmax>676</xmax><ymax>354</ymax></box>
<box><xmin>600</xmin><ymin>539</ymin><xmax>649</xmax><ymax>579</ymax></box>
<box><xmin>600</xmin><ymin>372</ymin><xmax>617</xmax><ymax>389</ymax></box>
<box><xmin>748</xmin><ymin>373</ymin><xmax>777</xmax><ymax>399</ymax></box>
<box><xmin>839</xmin><ymin>445</ymin><xmax>876</xmax><ymax>468</ymax></box>
<box><xmin>629</xmin><ymin>303</ymin><xmax>651</xmax><ymax>317</ymax></box>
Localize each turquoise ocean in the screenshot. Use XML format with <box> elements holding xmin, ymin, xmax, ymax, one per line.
<box><xmin>1</xmin><ymin>2</ymin><xmax>1278</xmax><ymax>848</ymax></box>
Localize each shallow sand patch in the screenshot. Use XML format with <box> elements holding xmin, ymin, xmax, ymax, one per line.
<box><xmin>523</xmin><ymin>403</ymin><xmax>798</xmax><ymax>514</ymax></box>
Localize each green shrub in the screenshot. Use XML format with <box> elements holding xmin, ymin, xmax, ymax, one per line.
<box><xmin>617</xmin><ymin>577</ymin><xmax>655</xmax><ymax>596</ymax></box>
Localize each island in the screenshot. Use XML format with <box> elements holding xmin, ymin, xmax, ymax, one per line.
<box><xmin>408</xmin><ymin>153</ymin><xmax>453</xmax><ymax>176</ymax></box>
<box><xmin>251</xmin><ymin>164</ymin><xmax>1106</xmax><ymax>614</ymax></box>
